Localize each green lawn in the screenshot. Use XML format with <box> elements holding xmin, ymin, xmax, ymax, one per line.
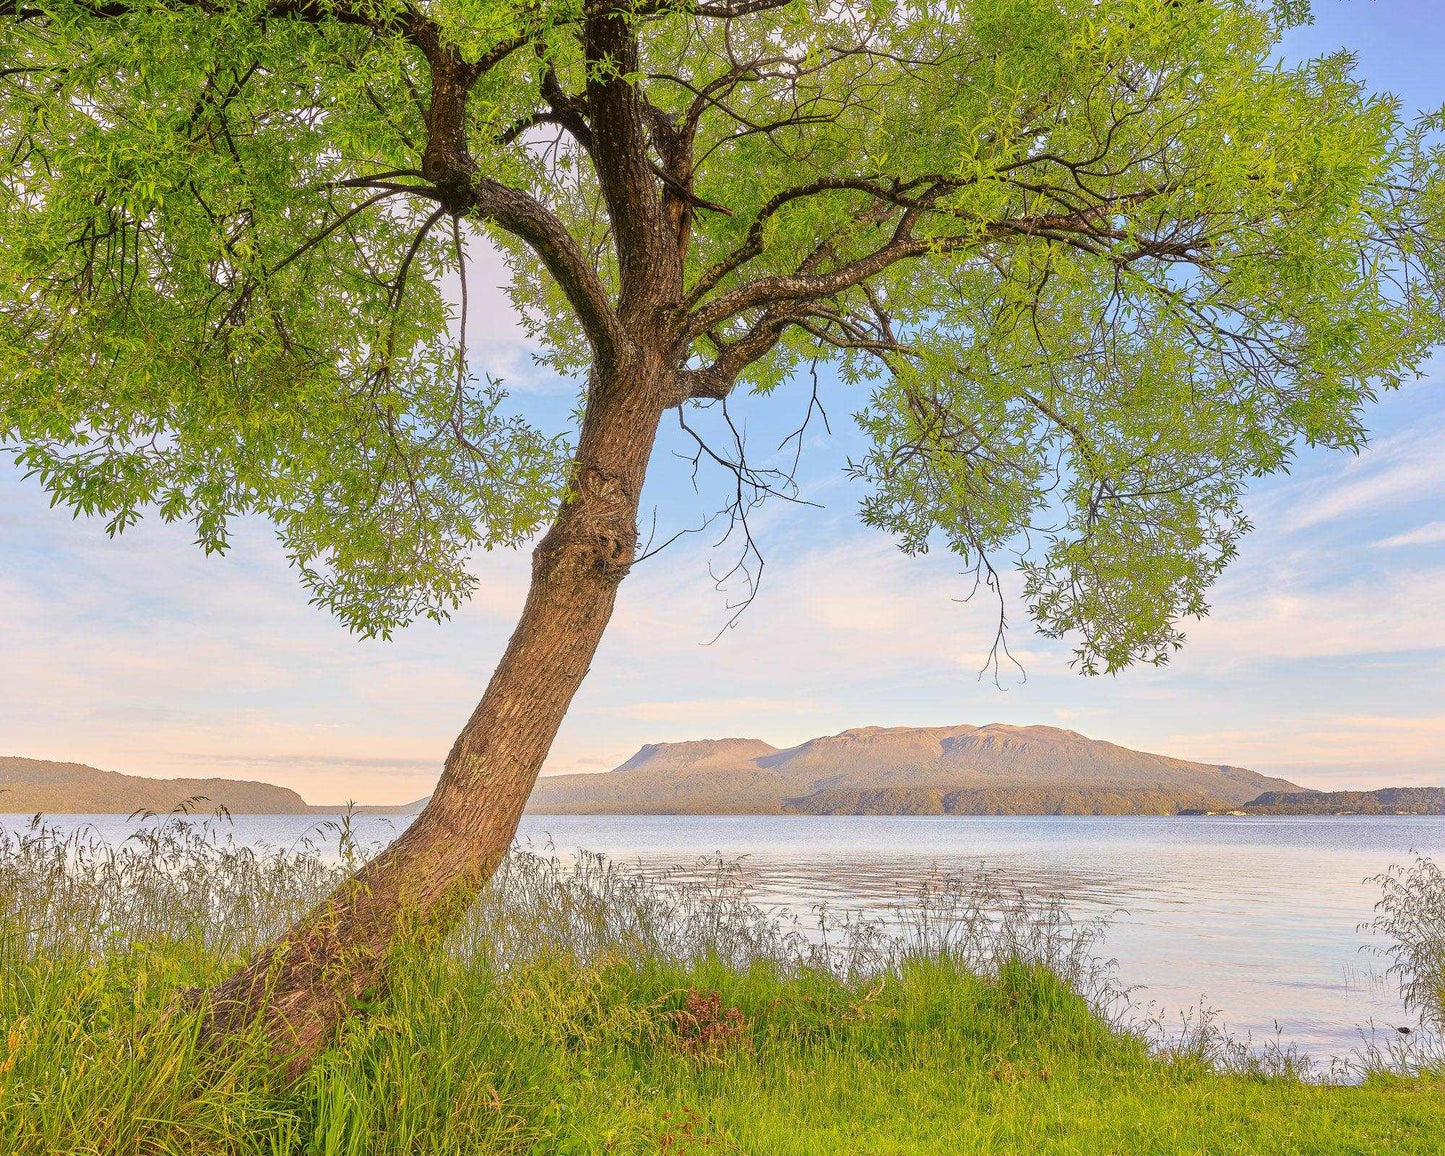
<box><xmin>2</xmin><ymin>946</ymin><xmax>1441</xmax><ymax>1155</ymax></box>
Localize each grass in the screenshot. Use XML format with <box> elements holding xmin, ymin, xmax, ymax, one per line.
<box><xmin>1369</xmin><ymin>855</ymin><xmax>1445</xmax><ymax>1035</ymax></box>
<box><xmin>1</xmin><ymin>814</ymin><xmax>1442</xmax><ymax>1155</ymax></box>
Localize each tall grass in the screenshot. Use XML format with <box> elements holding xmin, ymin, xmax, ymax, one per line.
<box><xmin>0</xmin><ymin>811</ymin><xmax>1116</xmax><ymax>986</ymax></box>
<box><xmin>1369</xmin><ymin>854</ymin><xmax>1445</xmax><ymax>1034</ymax></box>
<box><xmin>1</xmin><ymin>813</ymin><xmax>1442</xmax><ymax>1155</ymax></box>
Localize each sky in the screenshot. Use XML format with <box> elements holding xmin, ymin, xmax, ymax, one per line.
<box><xmin>2</xmin><ymin>1</ymin><xmax>1444</xmax><ymax>805</ymax></box>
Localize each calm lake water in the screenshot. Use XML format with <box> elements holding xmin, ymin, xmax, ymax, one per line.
<box><xmin>5</xmin><ymin>811</ymin><xmax>1442</xmax><ymax>1064</ymax></box>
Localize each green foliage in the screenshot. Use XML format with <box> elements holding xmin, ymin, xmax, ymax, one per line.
<box><xmin>0</xmin><ymin>0</ymin><xmax>568</xmax><ymax>635</ymax></box>
<box><xmin>1</xmin><ymin>0</ymin><xmax>1442</xmax><ymax>665</ymax></box>
<box><xmin>2</xmin><ymin>819</ymin><xmax>1443</xmax><ymax>1153</ymax></box>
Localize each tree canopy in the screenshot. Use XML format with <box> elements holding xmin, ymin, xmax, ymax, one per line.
<box><xmin>2</xmin><ymin>0</ymin><xmax>1441</xmax><ymax>669</ymax></box>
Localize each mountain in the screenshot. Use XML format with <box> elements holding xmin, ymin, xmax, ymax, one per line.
<box><xmin>526</xmin><ymin>724</ymin><xmax>1303</xmax><ymax>816</ymax></box>
<box><xmin>2</xmin><ymin>725</ymin><xmax>1309</xmax><ymax>817</ymax></box>
<box><xmin>0</xmin><ymin>757</ymin><xmax>313</xmax><ymax>815</ymax></box>
<box><xmin>1238</xmin><ymin>787</ymin><xmax>1445</xmax><ymax>816</ymax></box>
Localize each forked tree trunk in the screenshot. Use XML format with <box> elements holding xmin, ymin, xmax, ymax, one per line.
<box><xmin>203</xmin><ymin>360</ymin><xmax>669</xmax><ymax>1068</ymax></box>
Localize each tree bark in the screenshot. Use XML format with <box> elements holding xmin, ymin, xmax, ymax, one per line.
<box><xmin>203</xmin><ymin>358</ymin><xmax>670</xmax><ymax>1070</ymax></box>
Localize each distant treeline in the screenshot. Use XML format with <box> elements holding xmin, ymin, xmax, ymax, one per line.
<box><xmin>784</xmin><ymin>786</ymin><xmax>1238</xmax><ymax>817</ymax></box>
<box><xmin>1238</xmin><ymin>787</ymin><xmax>1445</xmax><ymax>816</ymax></box>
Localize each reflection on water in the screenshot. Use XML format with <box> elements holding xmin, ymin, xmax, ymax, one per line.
<box><xmin>6</xmin><ymin>811</ymin><xmax>1441</xmax><ymax>1061</ymax></box>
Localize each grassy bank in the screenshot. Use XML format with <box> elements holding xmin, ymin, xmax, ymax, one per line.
<box><xmin>1</xmin><ymin>817</ymin><xmax>1441</xmax><ymax>1155</ymax></box>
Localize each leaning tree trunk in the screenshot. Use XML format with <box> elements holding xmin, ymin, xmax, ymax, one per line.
<box><xmin>203</xmin><ymin>362</ymin><xmax>668</xmax><ymax>1069</ymax></box>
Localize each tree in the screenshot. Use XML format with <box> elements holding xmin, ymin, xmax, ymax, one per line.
<box><xmin>1</xmin><ymin>0</ymin><xmax>1440</xmax><ymax>1064</ymax></box>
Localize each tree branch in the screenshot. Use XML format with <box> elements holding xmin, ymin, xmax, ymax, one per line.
<box><xmin>470</xmin><ymin>176</ymin><xmax>626</xmax><ymax>369</ymax></box>
<box><xmin>582</xmin><ymin>7</ymin><xmax>672</xmax><ymax>314</ymax></box>
<box><xmin>686</xmin><ymin>192</ymin><xmax>1171</xmax><ymax>341</ymax></box>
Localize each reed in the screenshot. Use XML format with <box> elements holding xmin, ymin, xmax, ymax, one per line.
<box><xmin>1369</xmin><ymin>854</ymin><xmax>1445</xmax><ymax>1033</ymax></box>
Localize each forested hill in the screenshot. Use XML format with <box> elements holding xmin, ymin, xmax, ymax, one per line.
<box><xmin>1239</xmin><ymin>787</ymin><xmax>1445</xmax><ymax>816</ymax></box>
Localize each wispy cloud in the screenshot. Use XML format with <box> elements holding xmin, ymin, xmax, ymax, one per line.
<box><xmin>621</xmin><ymin>696</ymin><xmax>823</xmax><ymax>725</ymax></box>
<box><xmin>181</xmin><ymin>752</ymin><xmax>442</xmax><ymax>773</ymax></box>
<box><xmin>1160</xmin><ymin>715</ymin><xmax>1445</xmax><ymax>789</ymax></box>
<box><xmin>1377</xmin><ymin>521</ymin><xmax>1445</xmax><ymax>548</ymax></box>
<box><xmin>1283</xmin><ymin>415</ymin><xmax>1445</xmax><ymax>531</ymax></box>
<box><xmin>1185</xmin><ymin>564</ymin><xmax>1445</xmax><ymax>662</ymax></box>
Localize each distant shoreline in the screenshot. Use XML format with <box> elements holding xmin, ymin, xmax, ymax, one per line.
<box><xmin>7</xmin><ymin>740</ymin><xmax>1441</xmax><ymax>819</ymax></box>
<box><xmin>6</xmin><ymin>809</ymin><xmax>1445</xmax><ymax>821</ymax></box>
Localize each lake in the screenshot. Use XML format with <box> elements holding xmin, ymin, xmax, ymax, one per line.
<box><xmin>5</xmin><ymin>811</ymin><xmax>1441</xmax><ymax>1065</ymax></box>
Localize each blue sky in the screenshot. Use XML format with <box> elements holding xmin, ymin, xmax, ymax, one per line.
<box><xmin>2</xmin><ymin>1</ymin><xmax>1443</xmax><ymax>804</ymax></box>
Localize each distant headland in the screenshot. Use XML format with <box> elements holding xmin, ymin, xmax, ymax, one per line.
<box><xmin>1207</xmin><ymin>787</ymin><xmax>1445</xmax><ymax>817</ymax></box>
